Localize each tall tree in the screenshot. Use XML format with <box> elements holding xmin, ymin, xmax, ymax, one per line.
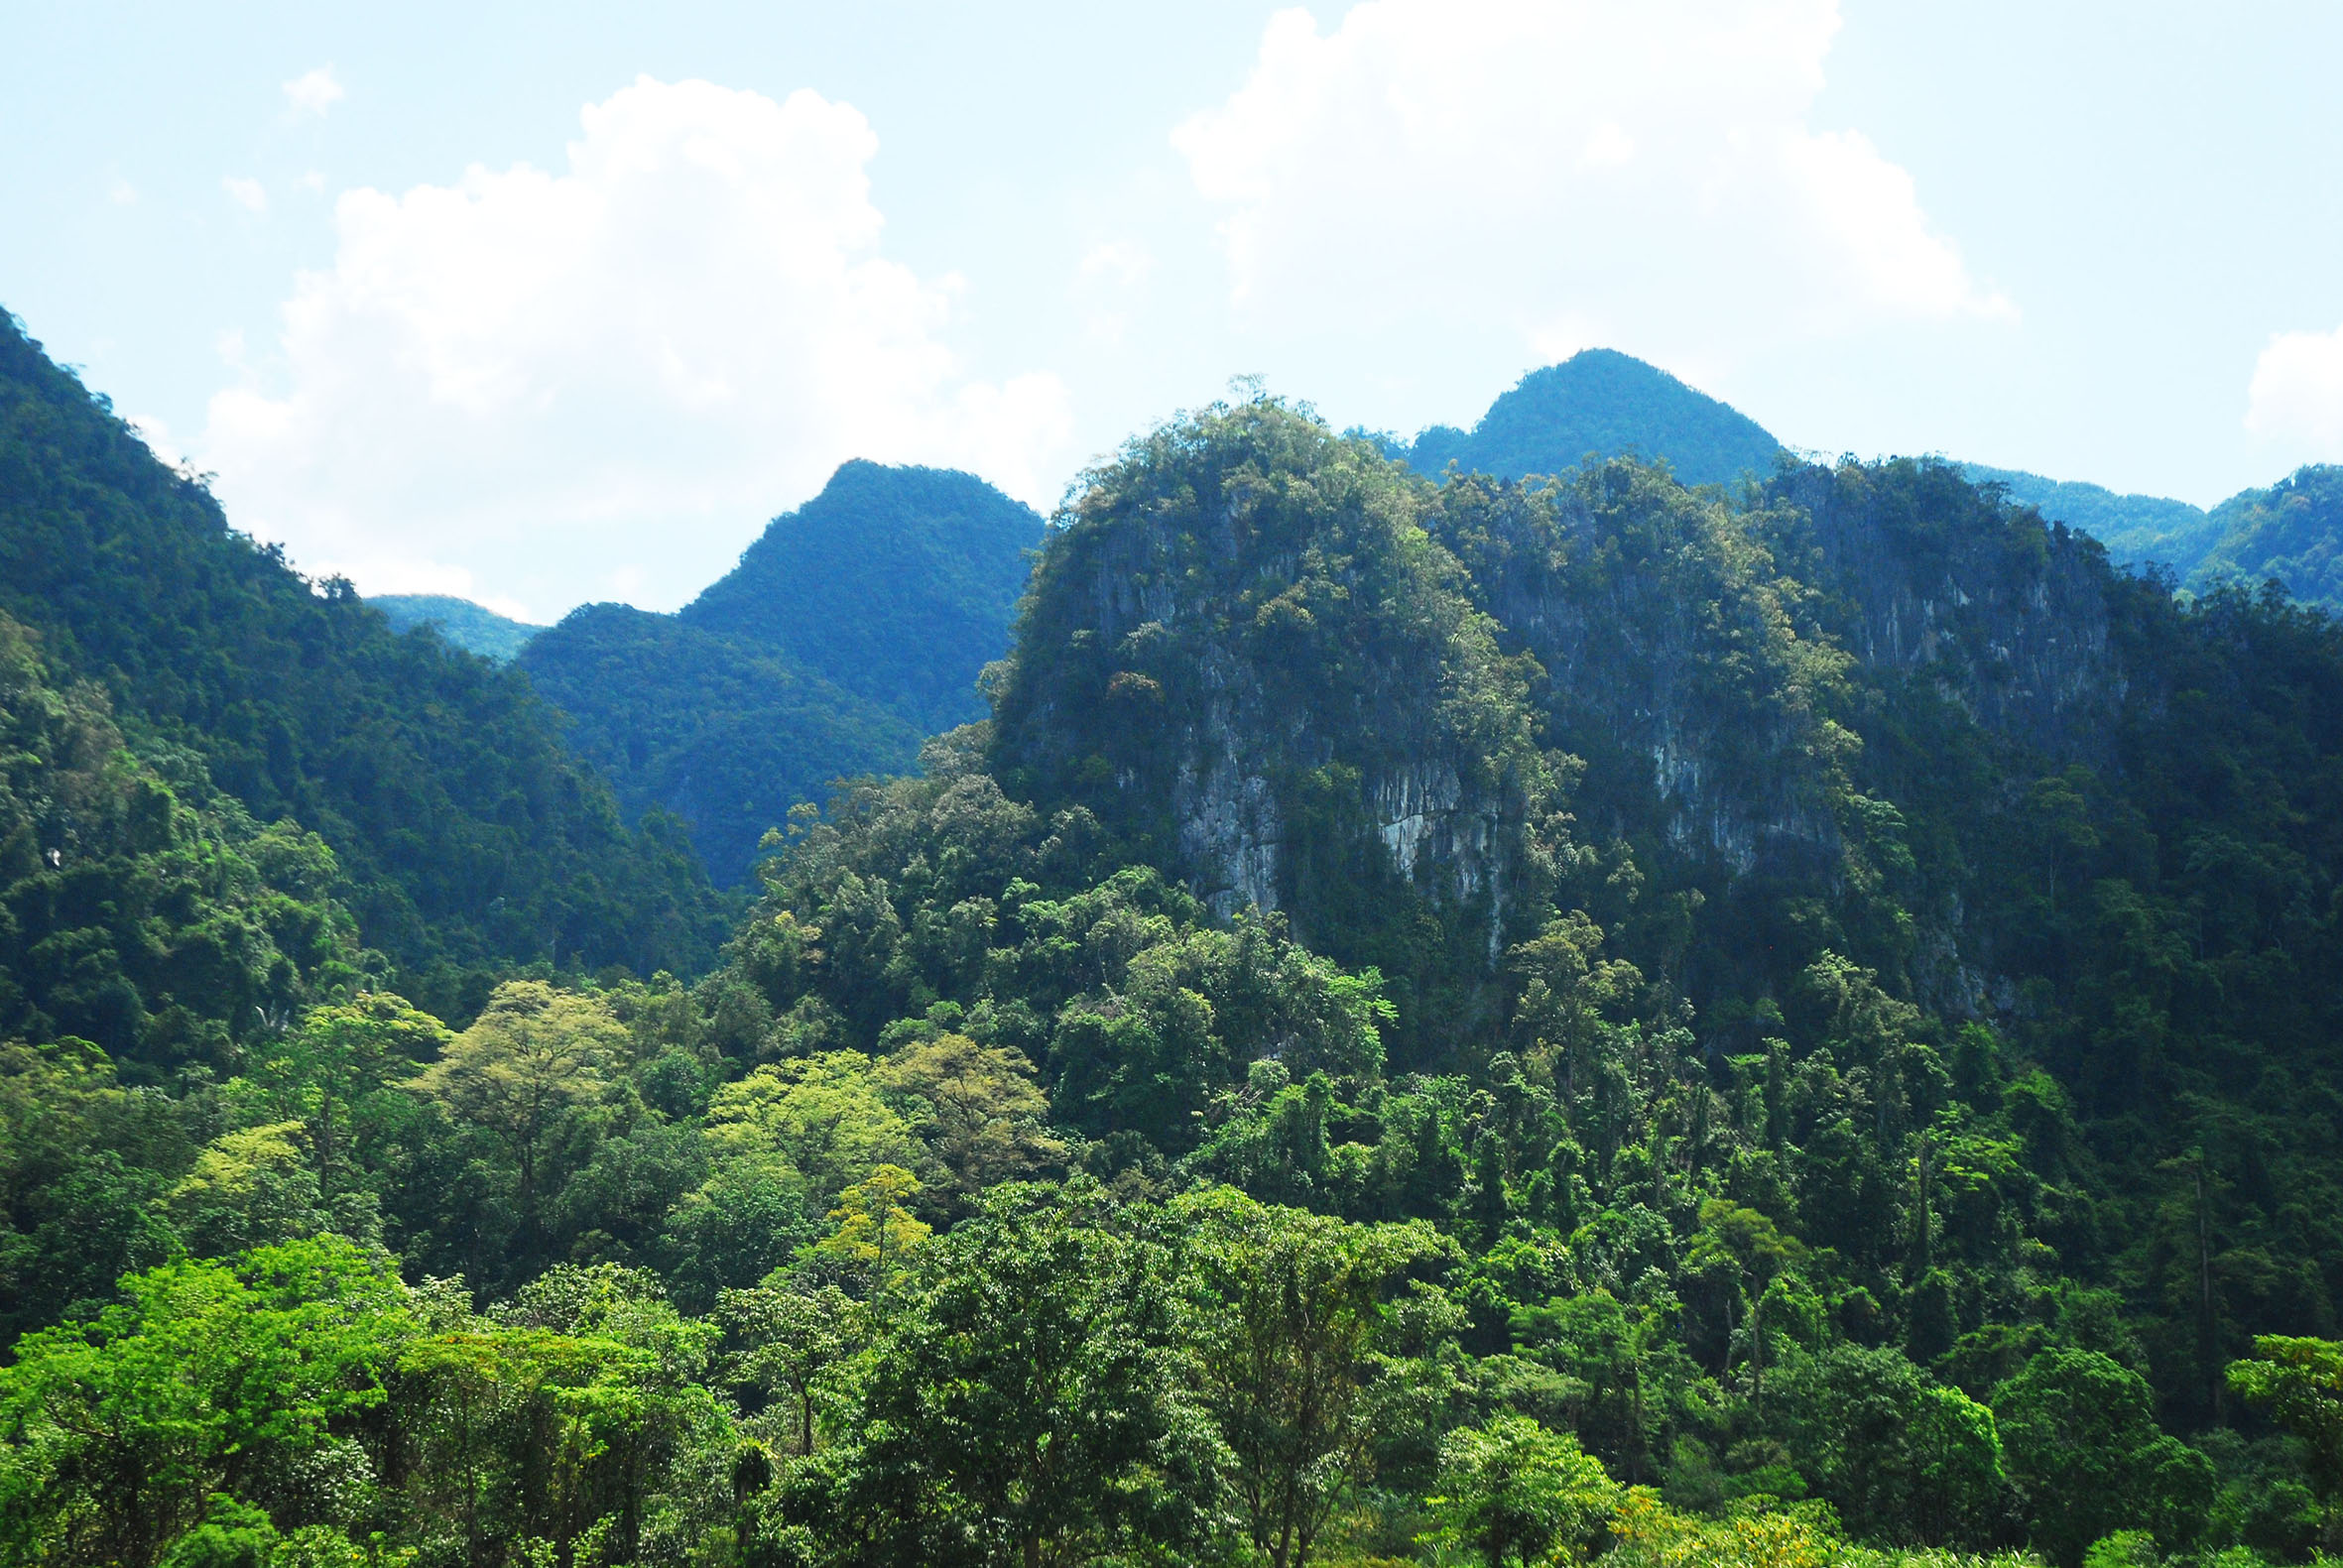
<box><xmin>416</xmin><ymin>981</ymin><xmax>625</xmax><ymax>1246</ymax></box>
<box><xmin>847</xmin><ymin>1187</ymin><xmax>1218</xmax><ymax>1568</ymax></box>
<box><xmin>1173</xmin><ymin>1186</ymin><xmax>1445</xmax><ymax>1568</ymax></box>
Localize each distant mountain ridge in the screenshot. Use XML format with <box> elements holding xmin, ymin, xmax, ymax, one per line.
<box><xmin>1372</xmin><ymin>344</ymin><xmax>2343</xmax><ymax>618</ymax></box>
<box><xmin>1958</xmin><ymin>465</ymin><xmax>2224</xmax><ymax>575</ymax></box>
<box><xmin>520</xmin><ymin>460</ymin><xmax>1044</xmax><ymax>885</ymax></box>
<box><xmin>1963</xmin><ymin>461</ymin><xmax>2343</xmax><ymax>615</ymax></box>
<box><xmin>2196</xmin><ymin>464</ymin><xmax>2343</xmax><ymax>612</ymax></box>
<box><xmin>371</xmin><ymin>594</ymin><xmax>544</xmax><ymax>662</ymax></box>
<box><xmin>1385</xmin><ymin>348</ymin><xmax>1786</xmax><ymax>487</ymax></box>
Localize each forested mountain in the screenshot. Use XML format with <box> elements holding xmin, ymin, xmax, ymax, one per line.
<box><xmin>2198</xmin><ymin>465</ymin><xmax>2343</xmax><ymax>612</ymax></box>
<box><xmin>370</xmin><ymin>593</ymin><xmax>544</xmax><ymax>662</ymax></box>
<box><xmin>13</xmin><ymin>376</ymin><xmax>2343</xmax><ymax>1568</ymax></box>
<box><xmin>0</xmin><ymin>313</ymin><xmax>725</xmax><ymax>1022</ymax></box>
<box><xmin>519</xmin><ymin>604</ymin><xmax>920</xmax><ymax>887</ymax></box>
<box><xmin>521</xmin><ymin>460</ymin><xmax>1042</xmax><ymax>885</ymax></box>
<box><xmin>1386</xmin><ymin>348</ymin><xmax>1786</xmax><ymax>487</ymax></box>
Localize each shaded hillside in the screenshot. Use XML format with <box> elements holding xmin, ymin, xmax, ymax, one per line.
<box><xmin>1390</xmin><ymin>348</ymin><xmax>1785</xmax><ymax>487</ymax></box>
<box><xmin>370</xmin><ymin>593</ymin><xmax>543</xmax><ymax>662</ymax></box>
<box><xmin>0</xmin><ymin>311</ymin><xmax>724</xmax><ymax>1013</ymax></box>
<box><xmin>521</xmin><ymin>461</ymin><xmax>1043</xmax><ymax>886</ymax></box>
<box><xmin>0</xmin><ymin>609</ymin><xmax>361</xmax><ymax>1079</ymax></box>
<box><xmin>682</xmin><ymin>459</ymin><xmax>1043</xmax><ymax>735</ymax></box>
<box><xmin>519</xmin><ymin>605</ymin><xmax>920</xmax><ymax>885</ymax></box>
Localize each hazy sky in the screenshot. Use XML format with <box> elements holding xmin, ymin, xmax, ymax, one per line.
<box><xmin>7</xmin><ymin>1</ymin><xmax>2342</xmax><ymax>620</ymax></box>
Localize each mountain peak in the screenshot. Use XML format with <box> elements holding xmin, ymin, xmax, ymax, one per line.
<box><xmin>681</xmin><ymin>460</ymin><xmax>1043</xmax><ymax>734</ymax></box>
<box><xmin>1393</xmin><ymin>348</ymin><xmax>1784</xmax><ymax>488</ymax></box>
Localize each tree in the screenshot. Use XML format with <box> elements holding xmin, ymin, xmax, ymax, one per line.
<box><xmin>167</xmin><ymin>1121</ymin><xmax>333</xmax><ymax>1256</ymax></box>
<box><xmin>877</xmin><ymin>1033</ymin><xmax>1064</xmax><ymax>1200</ymax></box>
<box><xmin>260</xmin><ymin>992</ymin><xmax>449</xmax><ymax>1192</ymax></box>
<box><xmin>1507</xmin><ymin>910</ymin><xmax>1641</xmax><ymax>1098</ymax></box>
<box><xmin>0</xmin><ymin>1238</ymin><xmax>412</xmax><ymax>1568</ymax></box>
<box><xmin>702</xmin><ymin>1051</ymin><xmax>919</xmax><ymax>1207</ymax></box>
<box><xmin>1772</xmin><ymin>1345</ymin><xmax>2003</xmax><ymax>1547</ymax></box>
<box><xmin>718</xmin><ymin>1279</ymin><xmax>860</xmax><ymax>1457</ymax></box>
<box><xmin>416</xmin><ymin>981</ymin><xmax>625</xmax><ymax>1245</ymax></box>
<box><xmin>844</xmin><ymin>1187</ymin><xmax>1218</xmax><ymax>1567</ymax></box>
<box><xmin>1997</xmin><ymin>1347</ymin><xmax>2209</xmax><ymax>1563</ymax></box>
<box><xmin>2229</xmin><ymin>1336</ymin><xmax>2343</xmax><ymax>1535</ymax></box>
<box><xmin>1422</xmin><ymin>1414</ymin><xmax>1621</xmax><ymax>1568</ymax></box>
<box><xmin>1684</xmin><ymin>1199</ymin><xmax>1802</xmax><ymax>1393</ymax></box>
<box><xmin>812</xmin><ymin>1165</ymin><xmax>931</xmax><ymax>1290</ymax></box>
<box><xmin>1173</xmin><ymin>1186</ymin><xmax>1447</xmax><ymax>1568</ymax></box>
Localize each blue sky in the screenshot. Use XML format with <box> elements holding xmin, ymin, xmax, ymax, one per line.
<box><xmin>6</xmin><ymin>1</ymin><xmax>2341</xmax><ymax>619</ymax></box>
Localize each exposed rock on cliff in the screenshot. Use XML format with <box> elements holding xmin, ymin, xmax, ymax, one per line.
<box><xmin>989</xmin><ymin>401</ymin><xmax>1559</xmax><ymax>1044</ymax></box>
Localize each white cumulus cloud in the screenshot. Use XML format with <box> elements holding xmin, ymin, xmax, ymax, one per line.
<box><xmin>2246</xmin><ymin>325</ymin><xmax>2343</xmax><ymax>459</ymax></box>
<box><xmin>222</xmin><ymin>176</ymin><xmax>267</xmax><ymax>213</ymax></box>
<box><xmin>198</xmin><ymin>76</ymin><xmax>1072</xmax><ymax>617</ymax></box>
<box><xmin>1172</xmin><ymin>0</ymin><xmax>2010</xmax><ymax>395</ymax></box>
<box><xmin>284</xmin><ymin>66</ymin><xmax>345</xmax><ymax>118</ymax></box>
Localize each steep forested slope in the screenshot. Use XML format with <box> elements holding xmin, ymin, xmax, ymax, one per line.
<box><xmin>0</xmin><ymin>610</ymin><xmax>360</xmax><ymax>1072</ymax></box>
<box><xmin>521</xmin><ymin>461</ymin><xmax>1042</xmax><ymax>885</ymax></box>
<box><xmin>369</xmin><ymin>593</ymin><xmax>543</xmax><ymax>661</ymax></box>
<box><xmin>1390</xmin><ymin>349</ymin><xmax>1786</xmax><ymax>487</ymax></box>
<box><xmin>0</xmin><ymin>314</ymin><xmax>724</xmax><ymax>1013</ymax></box>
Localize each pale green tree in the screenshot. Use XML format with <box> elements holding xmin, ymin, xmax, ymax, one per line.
<box><xmin>1173</xmin><ymin>1186</ymin><xmax>1447</xmax><ymax>1568</ymax></box>
<box><xmin>417</xmin><ymin>981</ymin><xmax>626</xmax><ymax>1243</ymax></box>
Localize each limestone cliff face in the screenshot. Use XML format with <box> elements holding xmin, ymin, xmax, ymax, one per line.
<box><xmin>1425</xmin><ymin>457</ymin><xmax>2143</xmax><ymax>1021</ymax></box>
<box><xmin>988</xmin><ymin>407</ymin><xmax>1551</xmax><ymax>972</ymax></box>
<box><xmin>1443</xmin><ymin>460</ymin><xmax>2129</xmax><ymax>900</ymax></box>
<box><xmin>1437</xmin><ymin>465</ymin><xmax>1849</xmax><ymax>890</ymax></box>
<box><xmin>1776</xmin><ymin>461</ymin><xmax>2126</xmax><ymax>766</ymax></box>
<box><xmin>993</xmin><ymin>422</ymin><xmax>2151</xmax><ymax>1041</ymax></box>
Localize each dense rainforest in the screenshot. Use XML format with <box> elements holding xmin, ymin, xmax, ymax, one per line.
<box><xmin>9</xmin><ymin>304</ymin><xmax>2343</xmax><ymax>1568</ymax></box>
